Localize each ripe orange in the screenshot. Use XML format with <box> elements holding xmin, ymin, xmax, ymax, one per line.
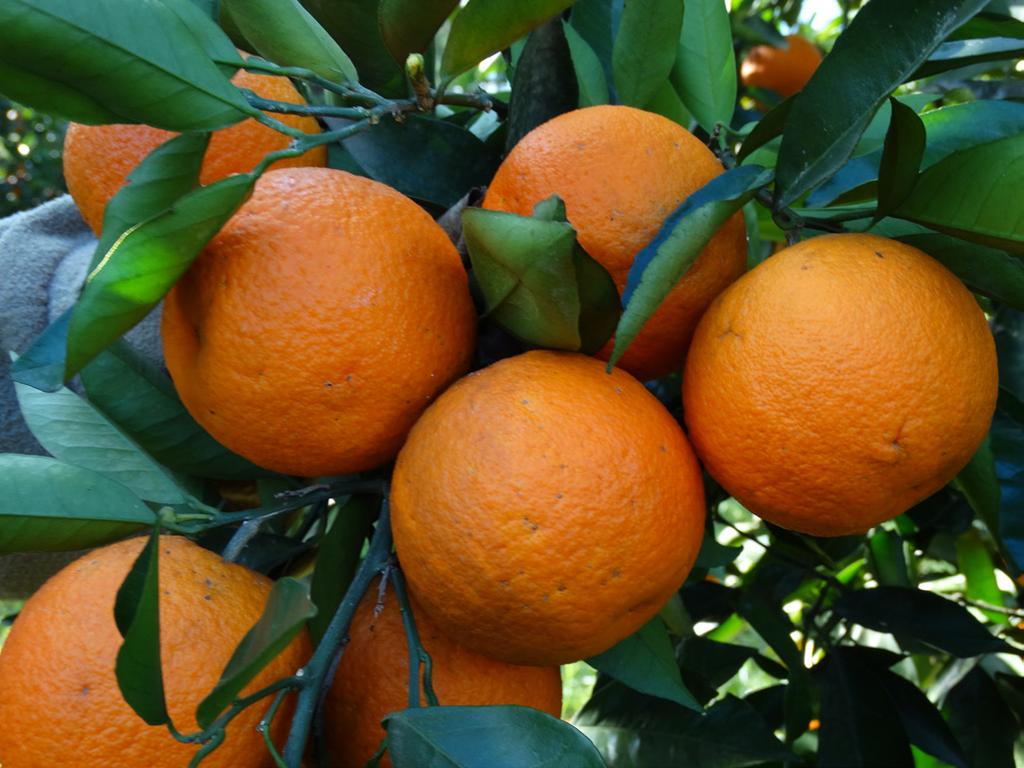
<box><xmin>63</xmin><ymin>64</ymin><xmax>327</xmax><ymax>235</ymax></box>
<box><xmin>161</xmin><ymin>167</ymin><xmax>476</xmax><ymax>477</ymax></box>
<box><xmin>483</xmin><ymin>105</ymin><xmax>747</xmax><ymax>381</ymax></box>
<box><xmin>683</xmin><ymin>234</ymin><xmax>998</xmax><ymax>537</ymax></box>
<box><xmin>323</xmin><ymin>585</ymin><xmax>563</xmax><ymax>768</ymax></box>
<box><xmin>0</xmin><ymin>536</ymin><xmax>311</xmax><ymax>768</ymax></box>
<box><xmin>391</xmin><ymin>350</ymin><xmax>706</xmax><ymax>665</ymax></box>
<box><xmin>740</xmin><ymin>35</ymin><xmax>822</xmax><ymax>99</ymax></box>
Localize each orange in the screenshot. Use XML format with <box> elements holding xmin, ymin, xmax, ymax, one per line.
<box><xmin>391</xmin><ymin>350</ymin><xmax>706</xmax><ymax>665</ymax></box>
<box><xmin>161</xmin><ymin>167</ymin><xmax>477</xmax><ymax>477</ymax></box>
<box><xmin>323</xmin><ymin>585</ymin><xmax>563</xmax><ymax>768</ymax></box>
<box><xmin>683</xmin><ymin>233</ymin><xmax>998</xmax><ymax>537</ymax></box>
<box><xmin>740</xmin><ymin>35</ymin><xmax>822</xmax><ymax>99</ymax></box>
<box><xmin>63</xmin><ymin>64</ymin><xmax>327</xmax><ymax>235</ymax></box>
<box><xmin>483</xmin><ymin>105</ymin><xmax>747</xmax><ymax>381</ymax></box>
<box><xmin>0</xmin><ymin>536</ymin><xmax>311</xmax><ymax>768</ymax></box>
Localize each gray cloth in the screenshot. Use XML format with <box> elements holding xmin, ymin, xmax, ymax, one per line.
<box><xmin>0</xmin><ymin>194</ymin><xmax>164</xmax><ymax>455</ymax></box>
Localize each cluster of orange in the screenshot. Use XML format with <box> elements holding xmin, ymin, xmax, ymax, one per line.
<box><xmin>0</xmin><ymin>50</ymin><xmax>998</xmax><ymax>768</ymax></box>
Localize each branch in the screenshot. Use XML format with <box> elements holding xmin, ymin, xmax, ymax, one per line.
<box><xmin>391</xmin><ymin>562</ymin><xmax>439</xmax><ymax>708</ymax></box>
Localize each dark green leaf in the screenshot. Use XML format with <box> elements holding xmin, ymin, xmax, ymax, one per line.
<box><xmin>115</xmin><ymin>527</ymin><xmax>169</xmax><ymax>726</ymax></box>
<box><xmin>737</xmin><ymin>97</ymin><xmax>792</xmax><ymax>163</ymax></box>
<box><xmin>197</xmin><ymin>577</ymin><xmax>314</xmax><ymax>728</ymax></box>
<box><xmin>9</xmin><ymin>308</ymin><xmax>72</xmax><ymax>393</ymax></box>
<box><xmin>577</xmin><ymin>690</ymin><xmax>791</xmax><ymax>768</ymax></box>
<box><xmin>14</xmin><ymin>376</ymin><xmax>186</xmax><ymax>505</ymax></box>
<box><xmin>329</xmin><ymin>115</ymin><xmax>499</xmax><ymax>209</ymax></box>
<box><xmin>671</xmin><ymin>0</ymin><xmax>736</xmax><ymax>132</ymax></box>
<box><xmin>946</xmin><ymin>667</ymin><xmax>1017</xmax><ymax>768</ymax></box>
<box><xmin>66</xmin><ymin>173</ymin><xmax>255</xmax><ymax>377</ymax></box>
<box><xmin>643</xmin><ymin>79</ymin><xmax>692</xmax><ymax>126</ymax></box>
<box><xmin>610</xmin><ymin>165</ymin><xmax>771</xmax><ymax>368</ymax></box>
<box><xmin>380</xmin><ymin>0</ymin><xmax>459</xmax><ymax>62</ymax></box>
<box><xmin>612</xmin><ymin>0</ymin><xmax>684</xmax><ymax>109</ymax></box>
<box><xmin>506</xmin><ymin>19</ymin><xmax>578</xmax><ymax>152</ymax></box>
<box><xmin>774</xmin><ymin>0</ymin><xmax>989</xmax><ymax>207</ymax></box>
<box><xmin>894</xmin><ymin>133</ymin><xmax>1024</xmax><ymax>254</ymax></box>
<box><xmin>914</xmin><ymin>37</ymin><xmax>1024</xmax><ymax>78</ymax></box>
<box><xmin>568</xmin><ymin>0</ymin><xmax>620</xmax><ymax>96</ymax></box>
<box><xmin>693</xmin><ymin>527</ymin><xmax>742</xmax><ymax>569</ymax></box>
<box><xmin>309</xmin><ymin>496</ymin><xmax>376</xmax><ymax>644</ymax></box>
<box><xmin>441</xmin><ymin>0</ymin><xmax>576</xmax><ymax>79</ymax></box>
<box><xmin>0</xmin><ymin>454</ymin><xmax>153</xmax><ymax>553</ymax></box>
<box><xmin>875</xmin><ymin>98</ymin><xmax>925</xmax><ymax>218</ymax></box>
<box><xmin>221</xmin><ymin>0</ymin><xmax>357</xmax><ymax>82</ymax></box>
<box><xmin>833</xmin><ymin>586</ymin><xmax>1011</xmax><ymax>657</ymax></box>
<box><xmin>300</xmin><ymin>0</ymin><xmax>403</xmax><ymax>95</ymax></box>
<box><xmin>587</xmin><ymin>618</ymin><xmax>700</xmax><ymax>711</ymax></box>
<box><xmin>80</xmin><ymin>342</ymin><xmax>266</xmax><ymax>480</ymax></box>
<box><xmin>464</xmin><ymin>202</ymin><xmax>619</xmax><ymax>353</ymax></box>
<box><xmin>164</xmin><ymin>0</ymin><xmax>242</xmax><ymax>77</ymax></box>
<box><xmin>563</xmin><ymin>20</ymin><xmax>610</xmax><ymax>107</ymax></box>
<box><xmin>956</xmin><ymin>436</ymin><xmax>1002</xmax><ymax>535</ymax></box>
<box><xmin>676</xmin><ymin>637</ymin><xmax>757</xmax><ymax>705</ymax></box>
<box><xmin>0</xmin><ymin>0</ymin><xmax>251</xmax><ymax>129</ymax></box>
<box><xmin>867</xmin><ymin>528</ymin><xmax>911</xmax><ymax>587</ymax></box>
<box><xmin>386</xmin><ymin>705</ymin><xmax>605</xmax><ymax>767</ymax></box>
<box><xmin>818</xmin><ymin>647</ymin><xmax>914</xmax><ymax>768</ymax></box>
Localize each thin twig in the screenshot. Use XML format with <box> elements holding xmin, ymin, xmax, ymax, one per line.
<box><xmin>391</xmin><ymin>563</ymin><xmax>439</xmax><ymax>708</ymax></box>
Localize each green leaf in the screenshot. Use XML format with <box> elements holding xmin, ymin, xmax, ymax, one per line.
<box><xmin>164</xmin><ymin>0</ymin><xmax>243</xmax><ymax>77</ymax></box>
<box><xmin>877</xmin><ymin>663</ymin><xmax>967</xmax><ymax>768</ymax></box>
<box><xmin>670</xmin><ymin>0</ymin><xmax>736</xmax><ymax>133</ymax></box>
<box><xmin>612</xmin><ymin>0</ymin><xmax>683</xmax><ymax>109</ymax></box>
<box><xmin>300</xmin><ymin>0</ymin><xmax>403</xmax><ymax>95</ymax></box>
<box><xmin>894</xmin><ymin>134</ymin><xmax>1024</xmax><ymax>254</ymax></box>
<box><xmin>0</xmin><ymin>454</ymin><xmax>153</xmax><ymax>553</ymax></box>
<box><xmin>875</xmin><ymin>98</ymin><xmax>925</xmax><ymax>218</ymax></box>
<box><xmin>833</xmin><ymin>586</ymin><xmax>1011</xmax><ymax>657</ymax></box>
<box><xmin>14</xmin><ymin>375</ymin><xmax>186</xmax><ymax>505</ymax></box>
<box><xmin>563</xmin><ymin>20</ymin><xmax>610</xmax><ymax>107</ymax></box>
<box><xmin>867</xmin><ymin>528</ymin><xmax>911</xmax><ymax>587</ymax></box>
<box><xmin>945</xmin><ymin>668</ymin><xmax>1017</xmax><ymax>768</ymax></box>
<box><xmin>66</xmin><ymin>173</ymin><xmax>255</xmax><ymax>378</ymax></box>
<box><xmin>676</xmin><ymin>637</ymin><xmax>757</xmax><ymax>704</ymax></box>
<box><xmin>80</xmin><ymin>342</ymin><xmax>267</xmax><ymax>480</ymax></box>
<box><xmin>441</xmin><ymin>0</ymin><xmax>576</xmax><ymax>80</ymax></box>
<box><xmin>386</xmin><ymin>705</ymin><xmax>606</xmax><ymax>767</ymax></box>
<box><xmin>914</xmin><ymin>36</ymin><xmax>1024</xmax><ymax>78</ymax></box>
<box><xmin>505</xmin><ymin>19</ymin><xmax>578</xmax><ymax>152</ymax></box>
<box><xmin>464</xmin><ymin>201</ymin><xmax>619</xmax><ymax>353</ymax></box>
<box><xmin>956</xmin><ymin>528</ymin><xmax>1008</xmax><ymax>625</ymax></box>
<box><xmin>693</xmin><ymin>527</ymin><xmax>742</xmax><ymax>569</ymax></box>
<box><xmin>0</xmin><ymin>0</ymin><xmax>251</xmax><ymax>129</ymax></box>
<box><xmin>379</xmin><ymin>0</ymin><xmax>459</xmax><ymax>62</ymax></box>
<box><xmin>643</xmin><ymin>79</ymin><xmax>692</xmax><ymax>127</ymax></box>
<box><xmin>817</xmin><ymin>648</ymin><xmax>914</xmax><ymax>768</ymax></box>
<box><xmin>9</xmin><ymin>308</ymin><xmax>73</xmax><ymax>393</ymax></box>
<box><xmin>610</xmin><ymin>165</ymin><xmax>771</xmax><ymax>368</ymax></box>
<box><xmin>329</xmin><ymin>115</ymin><xmax>499</xmax><ymax>209</ymax></box>
<box><xmin>309</xmin><ymin>496</ymin><xmax>376</xmax><ymax>644</ymax></box>
<box><xmin>587</xmin><ymin>617</ymin><xmax>701</xmax><ymax>711</ymax></box>
<box><xmin>114</xmin><ymin>527</ymin><xmax>169</xmax><ymax>726</ymax></box>
<box><xmin>577</xmin><ymin>691</ymin><xmax>791</xmax><ymax>768</ymax></box>
<box><xmin>568</xmin><ymin>0</ymin><xmax>619</xmax><ymax>94</ymax></box>
<box><xmin>956</xmin><ymin>435</ymin><xmax>1002</xmax><ymax>535</ymax></box>
<box><xmin>197</xmin><ymin>577</ymin><xmax>315</xmax><ymax>728</ymax></box>
<box><xmin>737</xmin><ymin>96</ymin><xmax>793</xmax><ymax>163</ymax></box>
<box><xmin>221</xmin><ymin>0</ymin><xmax>358</xmax><ymax>83</ymax></box>
<box><xmin>774</xmin><ymin>0</ymin><xmax>989</xmax><ymax>208</ymax></box>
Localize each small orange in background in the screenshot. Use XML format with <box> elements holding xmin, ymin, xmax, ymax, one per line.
<box><xmin>323</xmin><ymin>586</ymin><xmax>563</xmax><ymax>768</ymax></box>
<box><xmin>392</xmin><ymin>350</ymin><xmax>706</xmax><ymax>666</ymax></box>
<box><xmin>683</xmin><ymin>233</ymin><xmax>998</xmax><ymax>537</ymax></box>
<box><xmin>161</xmin><ymin>167</ymin><xmax>477</xmax><ymax>477</ymax></box>
<box><xmin>63</xmin><ymin>62</ymin><xmax>327</xmax><ymax>235</ymax></box>
<box><xmin>740</xmin><ymin>34</ymin><xmax>822</xmax><ymax>99</ymax></box>
<box><xmin>483</xmin><ymin>105</ymin><xmax>747</xmax><ymax>381</ymax></box>
<box><xmin>0</xmin><ymin>536</ymin><xmax>311</xmax><ymax>768</ymax></box>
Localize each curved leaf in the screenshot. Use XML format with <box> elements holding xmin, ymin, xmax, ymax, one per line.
<box><xmin>612</xmin><ymin>0</ymin><xmax>683</xmax><ymax>109</ymax></box>
<box><xmin>0</xmin><ymin>454</ymin><xmax>153</xmax><ymax>553</ymax></box>
<box><xmin>379</xmin><ymin>0</ymin><xmax>459</xmax><ymax>62</ymax></box>
<box><xmin>0</xmin><ymin>0</ymin><xmax>252</xmax><ymax>129</ymax></box>
<box><xmin>386</xmin><ymin>706</ymin><xmax>605</xmax><ymax>768</ymax></box>
<box><xmin>671</xmin><ymin>0</ymin><xmax>736</xmax><ymax>132</ymax></box>
<box><xmin>774</xmin><ymin>0</ymin><xmax>989</xmax><ymax>207</ymax></box>
<box><xmin>875</xmin><ymin>98</ymin><xmax>925</xmax><ymax>218</ymax></box>
<box><xmin>564</xmin><ymin>20</ymin><xmax>610</xmax><ymax>107</ymax></box>
<box><xmin>441</xmin><ymin>0</ymin><xmax>576</xmax><ymax>80</ymax></box>
<box><xmin>914</xmin><ymin>36</ymin><xmax>1024</xmax><ymax>78</ymax></box>
<box><xmin>506</xmin><ymin>19</ymin><xmax>578</xmax><ymax>151</ymax></box>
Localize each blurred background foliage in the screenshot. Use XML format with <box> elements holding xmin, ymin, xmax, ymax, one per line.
<box><xmin>0</xmin><ymin>99</ymin><xmax>66</xmax><ymax>217</ymax></box>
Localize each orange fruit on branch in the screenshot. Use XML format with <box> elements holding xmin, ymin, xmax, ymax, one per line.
<box><xmin>739</xmin><ymin>34</ymin><xmax>822</xmax><ymax>100</ymax></box>
<box><xmin>161</xmin><ymin>167</ymin><xmax>477</xmax><ymax>477</ymax></box>
<box><xmin>391</xmin><ymin>350</ymin><xmax>706</xmax><ymax>666</ymax></box>
<box><xmin>683</xmin><ymin>233</ymin><xmax>998</xmax><ymax>537</ymax></box>
<box><xmin>0</xmin><ymin>536</ymin><xmax>311</xmax><ymax>768</ymax></box>
<box><xmin>483</xmin><ymin>105</ymin><xmax>747</xmax><ymax>381</ymax></box>
<box><xmin>323</xmin><ymin>585</ymin><xmax>563</xmax><ymax>768</ymax></box>
<box><xmin>63</xmin><ymin>64</ymin><xmax>327</xmax><ymax>235</ymax></box>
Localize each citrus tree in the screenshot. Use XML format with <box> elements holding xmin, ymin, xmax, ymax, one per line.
<box><xmin>1</xmin><ymin>0</ymin><xmax>1023</xmax><ymax>766</ymax></box>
